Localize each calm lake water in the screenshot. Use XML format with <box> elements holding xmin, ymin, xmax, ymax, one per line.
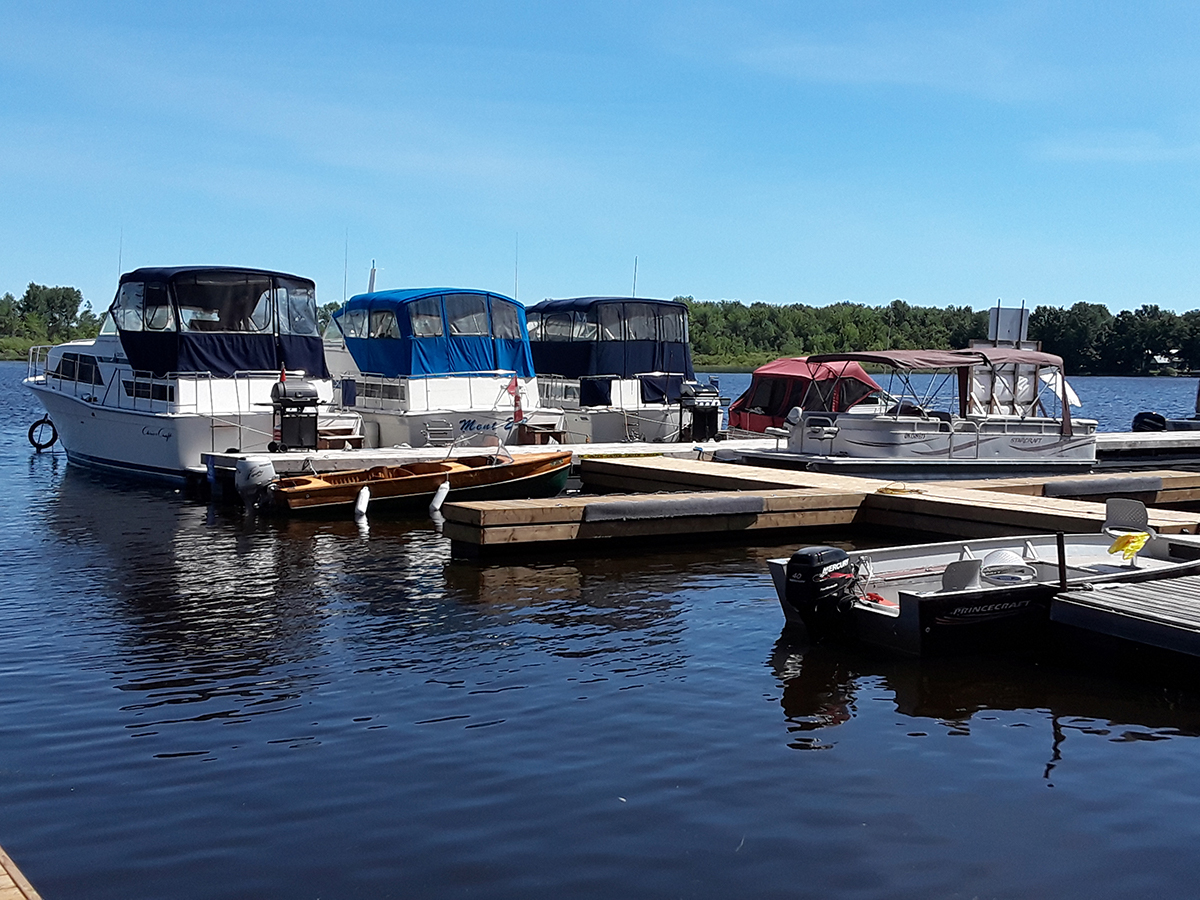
<box><xmin>6</xmin><ymin>359</ymin><xmax>1200</xmax><ymax>899</ymax></box>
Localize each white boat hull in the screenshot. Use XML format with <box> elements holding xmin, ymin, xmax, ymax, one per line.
<box><xmin>27</xmin><ymin>382</ymin><xmax>274</xmax><ymax>481</ymax></box>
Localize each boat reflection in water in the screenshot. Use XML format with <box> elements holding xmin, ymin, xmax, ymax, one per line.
<box><xmin>767</xmin><ymin>631</ymin><xmax>1200</xmax><ymax>769</ymax></box>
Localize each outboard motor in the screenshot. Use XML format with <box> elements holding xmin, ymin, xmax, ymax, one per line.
<box><xmin>234</xmin><ymin>456</ymin><xmax>277</xmax><ymax>510</ymax></box>
<box><xmin>783</xmin><ymin>546</ymin><xmax>857</xmax><ymax>639</ymax></box>
<box><xmin>1132</xmin><ymin>411</ymin><xmax>1167</xmax><ymax>432</ymax></box>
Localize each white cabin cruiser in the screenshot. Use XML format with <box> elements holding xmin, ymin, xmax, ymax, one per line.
<box><xmin>741</xmin><ymin>348</ymin><xmax>1096</xmax><ymax>477</ymax></box>
<box><xmin>24</xmin><ymin>266</ymin><xmax>350</xmax><ymax>483</ymax></box>
<box><xmin>323</xmin><ymin>288</ymin><xmax>566</xmax><ymax>448</ymax></box>
<box><xmin>525</xmin><ymin>296</ymin><xmax>722</xmax><ymax>443</ymax></box>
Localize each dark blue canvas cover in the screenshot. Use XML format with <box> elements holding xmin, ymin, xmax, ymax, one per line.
<box><xmin>332</xmin><ymin>289</ymin><xmax>535</xmax><ymax>379</ymax></box>
<box><xmin>110</xmin><ymin>266</ymin><xmax>329</xmax><ymax>379</ymax></box>
<box><xmin>526</xmin><ymin>297</ymin><xmax>694</xmax><ymax>380</ymax></box>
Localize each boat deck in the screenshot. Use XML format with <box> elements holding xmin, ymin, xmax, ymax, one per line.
<box><xmin>1052</xmin><ymin>573</ymin><xmax>1200</xmax><ymax>657</ymax></box>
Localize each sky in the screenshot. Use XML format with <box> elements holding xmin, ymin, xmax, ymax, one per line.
<box><xmin>4</xmin><ymin>1</ymin><xmax>1200</xmax><ymax>315</ymax></box>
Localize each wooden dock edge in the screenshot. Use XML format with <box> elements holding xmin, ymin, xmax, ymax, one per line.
<box><xmin>0</xmin><ymin>844</ymin><xmax>43</xmax><ymax>900</ymax></box>
<box><xmin>442</xmin><ymin>458</ymin><xmax>1200</xmax><ymax>556</ymax></box>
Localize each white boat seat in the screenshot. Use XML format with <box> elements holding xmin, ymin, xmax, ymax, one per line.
<box><xmin>1102</xmin><ymin>498</ymin><xmax>1157</xmax><ymax>539</ymax></box>
<box><xmin>979</xmin><ymin>549</ymin><xmax>1037</xmax><ymax>585</ymax></box>
<box><xmin>941</xmin><ymin>558</ymin><xmax>983</xmax><ymax>591</ymax></box>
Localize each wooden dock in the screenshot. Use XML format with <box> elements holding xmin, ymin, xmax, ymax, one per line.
<box><xmin>0</xmin><ymin>845</ymin><xmax>42</xmax><ymax>900</ymax></box>
<box><xmin>1052</xmin><ymin>574</ymin><xmax>1200</xmax><ymax>658</ymax></box>
<box><xmin>441</xmin><ymin>458</ymin><xmax>1200</xmax><ymax>556</ymax></box>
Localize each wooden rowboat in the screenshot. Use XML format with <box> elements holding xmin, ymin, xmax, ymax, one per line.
<box><xmin>269</xmin><ymin>450</ymin><xmax>572</xmax><ymax>513</ymax></box>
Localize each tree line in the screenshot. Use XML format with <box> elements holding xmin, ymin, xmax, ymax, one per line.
<box><xmin>679</xmin><ymin>297</ymin><xmax>1200</xmax><ymax>375</ymax></box>
<box><xmin>0</xmin><ymin>283</ymin><xmax>100</xmax><ymax>358</ymax></box>
<box><xmin>1</xmin><ymin>280</ymin><xmax>1196</xmax><ymax>375</ymax></box>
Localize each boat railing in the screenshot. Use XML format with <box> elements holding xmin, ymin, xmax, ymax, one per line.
<box><xmin>538</xmin><ymin>375</ymin><xmax>582</xmax><ymax>409</ymax></box>
<box><xmin>344</xmin><ymin>371</ymin><xmax>524</xmax><ymax>414</ymax></box>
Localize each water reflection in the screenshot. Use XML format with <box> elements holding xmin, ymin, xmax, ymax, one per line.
<box><xmin>768</xmin><ymin>630</ymin><xmax>1200</xmax><ymax>765</ymax></box>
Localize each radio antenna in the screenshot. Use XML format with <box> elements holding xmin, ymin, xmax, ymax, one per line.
<box><xmin>514</xmin><ymin>232</ymin><xmax>519</xmax><ymax>300</ymax></box>
<box><xmin>632</xmin><ymin>256</ymin><xmax>638</xmax><ymax>297</ymax></box>
<box><xmin>343</xmin><ymin>229</ymin><xmax>349</xmax><ymax>303</ymax></box>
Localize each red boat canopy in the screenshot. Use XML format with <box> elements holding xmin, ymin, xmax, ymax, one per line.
<box><xmin>728</xmin><ymin>357</ymin><xmax>882</xmax><ymax>432</ymax></box>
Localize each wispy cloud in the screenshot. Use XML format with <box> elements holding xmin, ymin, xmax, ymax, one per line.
<box><xmin>668</xmin><ymin>3</ymin><xmax>1070</xmax><ymax>103</ymax></box>
<box><xmin>1035</xmin><ymin>130</ymin><xmax>1200</xmax><ymax>163</ymax></box>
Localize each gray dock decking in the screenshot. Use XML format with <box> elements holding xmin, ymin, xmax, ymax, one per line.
<box><xmin>1052</xmin><ymin>574</ymin><xmax>1200</xmax><ymax>657</ymax></box>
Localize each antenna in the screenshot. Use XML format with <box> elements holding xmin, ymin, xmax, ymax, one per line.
<box><xmin>368</xmin><ymin>259</ymin><xmax>376</xmax><ymax>293</ymax></box>
<box><xmin>632</xmin><ymin>256</ymin><xmax>638</xmax><ymax>297</ymax></box>
<box><xmin>343</xmin><ymin>229</ymin><xmax>348</xmax><ymax>303</ymax></box>
<box><xmin>117</xmin><ymin>224</ymin><xmax>123</xmax><ymax>276</ymax></box>
<box><xmin>514</xmin><ymin>232</ymin><xmax>519</xmax><ymax>300</ymax></box>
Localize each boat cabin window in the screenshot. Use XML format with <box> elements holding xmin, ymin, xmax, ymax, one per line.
<box><xmin>52</xmin><ymin>352</ymin><xmax>104</xmax><ymax>385</ymax></box>
<box><xmin>542</xmin><ymin>313</ymin><xmax>574</xmax><ymax>341</ymax></box>
<box><xmin>174</xmin><ymin>272</ymin><xmax>274</xmax><ymax>333</ymax></box>
<box><xmin>278</xmin><ymin>279</ymin><xmax>318</xmax><ymax>336</ymax></box>
<box><xmin>446</xmin><ymin>293</ymin><xmax>489</xmax><ymax>335</ymax></box>
<box><xmin>409</xmin><ymin>297</ymin><xmax>444</xmax><ymax>337</ymax></box>
<box><xmin>748</xmin><ymin>377</ymin><xmax>788</xmax><ymax>413</ymax></box>
<box><xmin>98</xmin><ymin>312</ymin><xmax>117</xmax><ymax>335</ymax></box>
<box><xmin>624</xmin><ymin>303</ymin><xmax>658</xmax><ymax>341</ymax></box>
<box><xmin>660</xmin><ymin>306</ymin><xmax>687</xmax><ymax>342</ymax></box>
<box><xmin>112</xmin><ymin>282</ymin><xmax>145</xmax><ymax>331</ymax></box>
<box><xmin>599</xmin><ymin>304</ymin><xmax>622</xmax><ymax>340</ymax></box>
<box><xmin>491</xmin><ymin>299</ymin><xmax>523</xmax><ymax>340</ymax></box>
<box><xmin>142</xmin><ymin>282</ymin><xmax>174</xmax><ymax>331</ymax></box>
<box><xmin>525</xmin><ymin>312</ymin><xmax>541</xmax><ymax>340</ymax></box>
<box><xmin>370</xmin><ymin>309</ymin><xmax>400</xmax><ymax>339</ymax></box>
<box><xmin>339</xmin><ymin>308</ymin><xmax>367</xmax><ymax>338</ymax></box>
<box><xmin>572</xmin><ymin>310</ymin><xmax>598</xmax><ymax>341</ymax></box>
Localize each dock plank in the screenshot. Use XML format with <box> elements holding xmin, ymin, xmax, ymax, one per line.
<box><xmin>1053</xmin><ymin>574</ymin><xmax>1200</xmax><ymax>657</ymax></box>
<box><xmin>443</xmin><ymin>456</ymin><xmax>1200</xmax><ymax>555</ymax></box>
<box><xmin>0</xmin><ymin>846</ymin><xmax>42</xmax><ymax>900</ymax></box>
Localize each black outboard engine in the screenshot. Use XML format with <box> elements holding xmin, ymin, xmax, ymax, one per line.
<box><xmin>783</xmin><ymin>546</ymin><xmax>857</xmax><ymax>640</ymax></box>
<box><xmin>1132</xmin><ymin>411</ymin><xmax>1167</xmax><ymax>432</ymax></box>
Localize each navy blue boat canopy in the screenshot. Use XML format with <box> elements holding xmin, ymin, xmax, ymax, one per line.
<box><xmin>332</xmin><ymin>288</ymin><xmax>534</xmax><ymax>378</ymax></box>
<box><xmin>108</xmin><ymin>266</ymin><xmax>329</xmax><ymax>379</ymax></box>
<box><xmin>525</xmin><ymin>297</ymin><xmax>694</xmax><ymax>380</ymax></box>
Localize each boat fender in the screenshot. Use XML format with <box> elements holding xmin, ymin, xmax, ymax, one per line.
<box><xmin>430</xmin><ymin>479</ymin><xmax>451</xmax><ymax>514</ymax></box>
<box><xmin>234</xmin><ymin>457</ymin><xmax>277</xmax><ymax>509</ymax></box>
<box><xmin>28</xmin><ymin>416</ymin><xmax>57</xmax><ymax>451</ymax></box>
<box><xmin>354</xmin><ymin>486</ymin><xmax>370</xmax><ymax>518</ymax></box>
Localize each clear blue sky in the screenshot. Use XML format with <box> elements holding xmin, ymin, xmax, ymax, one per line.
<box><xmin>4</xmin><ymin>1</ymin><xmax>1200</xmax><ymax>315</ymax></box>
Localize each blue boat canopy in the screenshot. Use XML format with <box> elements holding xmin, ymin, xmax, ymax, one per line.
<box><xmin>108</xmin><ymin>266</ymin><xmax>329</xmax><ymax>379</ymax></box>
<box><xmin>332</xmin><ymin>289</ymin><xmax>535</xmax><ymax>379</ymax></box>
<box><xmin>525</xmin><ymin>297</ymin><xmax>694</xmax><ymax>380</ymax></box>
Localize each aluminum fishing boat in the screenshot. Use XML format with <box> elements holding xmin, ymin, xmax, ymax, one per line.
<box><xmin>767</xmin><ymin>500</ymin><xmax>1200</xmax><ymax>655</ymax></box>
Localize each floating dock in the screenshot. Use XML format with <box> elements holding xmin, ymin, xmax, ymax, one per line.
<box><xmin>1052</xmin><ymin>574</ymin><xmax>1200</xmax><ymax>658</ymax></box>
<box><xmin>441</xmin><ymin>458</ymin><xmax>1200</xmax><ymax>556</ymax></box>
<box><xmin>0</xmin><ymin>845</ymin><xmax>42</xmax><ymax>900</ymax></box>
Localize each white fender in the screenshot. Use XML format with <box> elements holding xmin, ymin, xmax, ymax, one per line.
<box><xmin>430</xmin><ymin>479</ymin><xmax>451</xmax><ymax>513</ymax></box>
<box><xmin>354</xmin><ymin>485</ymin><xmax>370</xmax><ymax>517</ymax></box>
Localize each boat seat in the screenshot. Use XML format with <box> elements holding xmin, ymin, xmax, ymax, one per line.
<box><xmin>980</xmin><ymin>549</ymin><xmax>1037</xmax><ymax>585</ymax></box>
<box><xmin>1102</xmin><ymin>498</ymin><xmax>1157</xmax><ymax>539</ymax></box>
<box><xmin>941</xmin><ymin>558</ymin><xmax>982</xmax><ymax>591</ymax></box>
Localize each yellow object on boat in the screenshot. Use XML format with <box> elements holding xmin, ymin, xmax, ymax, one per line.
<box><xmin>1107</xmin><ymin>531</ymin><xmax>1149</xmax><ymax>559</ymax></box>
